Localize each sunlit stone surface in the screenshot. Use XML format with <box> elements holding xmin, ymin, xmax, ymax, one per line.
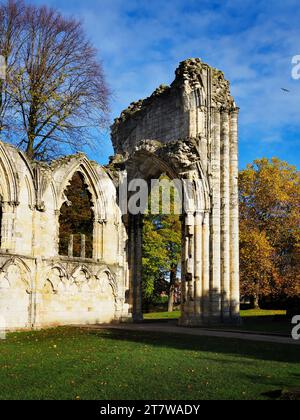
<box><xmin>0</xmin><ymin>59</ymin><xmax>240</xmax><ymax>330</ymax></box>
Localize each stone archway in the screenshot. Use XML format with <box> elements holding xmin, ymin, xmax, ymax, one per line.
<box><xmin>111</xmin><ymin>58</ymin><xmax>241</xmax><ymax>326</ymax></box>
<box><xmin>0</xmin><ymin>143</ymin><xmax>19</xmax><ymax>253</ymax></box>
<box><xmin>58</xmin><ymin>171</ymin><xmax>94</xmax><ymax>259</ymax></box>
<box><xmin>121</xmin><ymin>139</ymin><xmax>211</xmax><ymax>326</ymax></box>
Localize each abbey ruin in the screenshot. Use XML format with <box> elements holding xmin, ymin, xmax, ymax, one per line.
<box><xmin>0</xmin><ymin>58</ymin><xmax>240</xmax><ymax>330</ymax></box>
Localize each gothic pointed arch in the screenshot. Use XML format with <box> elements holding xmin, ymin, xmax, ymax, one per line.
<box><xmin>0</xmin><ymin>143</ymin><xmax>19</xmax><ymax>204</ymax></box>
<box><xmin>70</xmin><ymin>264</ymin><xmax>93</xmax><ymax>291</ymax></box>
<box><xmin>44</xmin><ymin>264</ymin><xmax>69</xmax><ymax>292</ymax></box>
<box><xmin>125</xmin><ymin>138</ymin><xmax>211</xmax><ymax>213</ymax></box>
<box><xmin>58</xmin><ymin>171</ymin><xmax>95</xmax><ymax>258</ymax></box>
<box><xmin>96</xmin><ymin>267</ymin><xmax>118</xmax><ymax>299</ymax></box>
<box><xmin>54</xmin><ymin>154</ymin><xmax>108</xmax><ymax>222</ymax></box>
<box><xmin>0</xmin><ymin>257</ymin><xmax>32</xmax><ymax>292</ymax></box>
<box><xmin>71</xmin><ymin>264</ymin><xmax>93</xmax><ymax>280</ymax></box>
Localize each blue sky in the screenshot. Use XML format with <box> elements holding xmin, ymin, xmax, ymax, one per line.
<box><xmin>30</xmin><ymin>0</ymin><xmax>300</xmax><ymax>169</ymax></box>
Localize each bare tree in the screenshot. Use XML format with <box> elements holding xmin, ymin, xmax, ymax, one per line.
<box><xmin>0</xmin><ymin>0</ymin><xmax>109</xmax><ymax>160</ymax></box>
<box><xmin>0</xmin><ymin>0</ymin><xmax>24</xmax><ymax>133</ymax></box>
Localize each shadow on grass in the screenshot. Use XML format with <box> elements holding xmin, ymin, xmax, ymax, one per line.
<box><xmin>86</xmin><ymin>327</ymin><xmax>299</xmax><ymax>365</ymax></box>
<box><xmin>144</xmin><ymin>314</ymin><xmax>291</xmax><ymax>336</ymax></box>
<box><xmin>241</xmin><ymin>315</ymin><xmax>290</xmax><ymax>334</ymax></box>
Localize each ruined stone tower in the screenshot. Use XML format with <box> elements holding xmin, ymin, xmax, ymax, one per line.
<box><xmin>0</xmin><ymin>58</ymin><xmax>240</xmax><ymax>330</ymax></box>
<box><xmin>111</xmin><ymin>58</ymin><xmax>240</xmax><ymax>325</ymax></box>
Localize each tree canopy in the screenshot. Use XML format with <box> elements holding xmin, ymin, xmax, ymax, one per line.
<box><xmin>142</xmin><ymin>176</ymin><xmax>181</xmax><ymax>310</ymax></box>
<box><xmin>239</xmin><ymin>158</ymin><xmax>300</xmax><ymax>306</ymax></box>
<box><xmin>0</xmin><ymin>0</ymin><xmax>109</xmax><ymax>160</ymax></box>
<box><xmin>142</xmin><ymin>159</ymin><xmax>300</xmax><ymax>311</ymax></box>
<box><xmin>59</xmin><ymin>172</ymin><xmax>94</xmax><ymax>259</ymax></box>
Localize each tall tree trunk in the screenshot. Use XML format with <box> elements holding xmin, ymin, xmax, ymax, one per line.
<box><xmin>26</xmin><ymin>141</ymin><xmax>35</xmax><ymax>160</ymax></box>
<box><xmin>251</xmin><ymin>281</ymin><xmax>260</xmax><ymax>309</ymax></box>
<box><xmin>168</xmin><ymin>265</ymin><xmax>177</xmax><ymax>312</ymax></box>
<box><xmin>253</xmin><ymin>295</ymin><xmax>260</xmax><ymax>309</ymax></box>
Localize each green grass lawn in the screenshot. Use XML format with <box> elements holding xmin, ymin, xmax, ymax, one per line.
<box><xmin>240</xmin><ymin>309</ymin><xmax>286</xmax><ymax>317</ymax></box>
<box><xmin>144</xmin><ymin>310</ymin><xmax>290</xmax><ymax>335</ymax></box>
<box><xmin>0</xmin><ymin>327</ymin><xmax>299</xmax><ymax>400</ymax></box>
<box><xmin>144</xmin><ymin>309</ymin><xmax>287</xmax><ymax>320</ymax></box>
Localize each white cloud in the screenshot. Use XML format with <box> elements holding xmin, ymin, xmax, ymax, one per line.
<box><xmin>28</xmin><ymin>0</ymin><xmax>300</xmax><ymax>166</ymax></box>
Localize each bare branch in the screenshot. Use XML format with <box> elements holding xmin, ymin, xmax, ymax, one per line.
<box><xmin>0</xmin><ymin>0</ymin><xmax>110</xmax><ymax>160</ymax></box>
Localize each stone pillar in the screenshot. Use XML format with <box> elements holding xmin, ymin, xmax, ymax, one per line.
<box><xmin>194</xmin><ymin>211</ymin><xmax>203</xmax><ymax>318</ymax></box>
<box><xmin>32</xmin><ymin>257</ymin><xmax>42</xmax><ymax>329</ymax></box>
<box><xmin>180</xmin><ymin>216</ymin><xmax>187</xmax><ymax>318</ymax></box>
<box><xmin>114</xmin><ymin>296</ymin><xmax>127</xmax><ymax>321</ymax></box>
<box><xmin>68</xmin><ymin>234</ymin><xmax>73</xmax><ymax>257</ymax></box>
<box><xmin>133</xmin><ymin>214</ymin><xmax>143</xmax><ymax>321</ymax></box>
<box><xmin>185</xmin><ymin>212</ymin><xmax>195</xmax><ymax>317</ymax></box>
<box><xmin>202</xmin><ymin>211</ymin><xmax>210</xmax><ymax>321</ymax></box>
<box><xmin>230</xmin><ymin>108</ymin><xmax>240</xmax><ymax>321</ymax></box>
<box><xmin>220</xmin><ymin>110</ymin><xmax>231</xmax><ymax>320</ymax></box>
<box><xmin>128</xmin><ymin>214</ymin><xmax>135</xmax><ymax>316</ymax></box>
<box><xmin>80</xmin><ymin>234</ymin><xmax>86</xmax><ymax>259</ymax></box>
<box><xmin>179</xmin><ymin>214</ymin><xmax>195</xmax><ymax>325</ymax></box>
<box><xmin>129</xmin><ymin>214</ymin><xmax>143</xmax><ymax>322</ymax></box>
<box><xmin>0</xmin><ymin>202</ymin><xmax>16</xmax><ymax>252</ymax></box>
<box><xmin>93</xmin><ymin>220</ymin><xmax>105</xmax><ymax>261</ymax></box>
<box><xmin>210</xmin><ymin>108</ymin><xmax>221</xmax><ymax>321</ymax></box>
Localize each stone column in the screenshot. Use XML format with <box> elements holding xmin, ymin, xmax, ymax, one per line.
<box><xmin>93</xmin><ymin>220</ymin><xmax>105</xmax><ymax>261</ymax></box>
<box><xmin>180</xmin><ymin>213</ymin><xmax>196</xmax><ymax>325</ymax></box>
<box><xmin>210</xmin><ymin>108</ymin><xmax>221</xmax><ymax>321</ymax></box>
<box><xmin>202</xmin><ymin>211</ymin><xmax>210</xmax><ymax>321</ymax></box>
<box><xmin>68</xmin><ymin>234</ymin><xmax>74</xmax><ymax>257</ymax></box>
<box><xmin>128</xmin><ymin>214</ymin><xmax>135</xmax><ymax>317</ymax></box>
<box><xmin>134</xmin><ymin>214</ymin><xmax>143</xmax><ymax>321</ymax></box>
<box><xmin>229</xmin><ymin>108</ymin><xmax>240</xmax><ymax>321</ymax></box>
<box><xmin>221</xmin><ymin>110</ymin><xmax>231</xmax><ymax>320</ymax></box>
<box><xmin>0</xmin><ymin>202</ymin><xmax>16</xmax><ymax>252</ymax></box>
<box><xmin>32</xmin><ymin>257</ymin><xmax>42</xmax><ymax>329</ymax></box>
<box><xmin>180</xmin><ymin>216</ymin><xmax>187</xmax><ymax>319</ymax></box>
<box><xmin>80</xmin><ymin>234</ymin><xmax>86</xmax><ymax>259</ymax></box>
<box><xmin>185</xmin><ymin>212</ymin><xmax>195</xmax><ymax>317</ymax></box>
<box><xmin>130</xmin><ymin>214</ymin><xmax>143</xmax><ymax>322</ymax></box>
<box><xmin>194</xmin><ymin>211</ymin><xmax>204</xmax><ymax>319</ymax></box>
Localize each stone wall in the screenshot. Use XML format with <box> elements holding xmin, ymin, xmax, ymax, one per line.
<box><xmin>0</xmin><ymin>57</ymin><xmax>240</xmax><ymax>329</ymax></box>
<box><xmin>111</xmin><ymin>58</ymin><xmax>240</xmax><ymax>326</ymax></box>
<box><xmin>111</xmin><ymin>85</ymin><xmax>187</xmax><ymax>154</ymax></box>
<box><xmin>111</xmin><ymin>58</ymin><xmax>236</xmax><ymax>173</ymax></box>
<box><xmin>0</xmin><ymin>141</ymin><xmax>129</xmax><ymax>330</ymax></box>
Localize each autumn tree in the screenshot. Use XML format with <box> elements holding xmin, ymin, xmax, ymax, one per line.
<box><xmin>0</xmin><ymin>0</ymin><xmax>24</xmax><ymax>132</ymax></box>
<box><xmin>239</xmin><ymin>222</ymin><xmax>276</xmax><ymax>308</ymax></box>
<box><xmin>59</xmin><ymin>172</ymin><xmax>94</xmax><ymax>259</ymax></box>
<box><xmin>142</xmin><ymin>176</ymin><xmax>181</xmax><ymax>312</ymax></box>
<box><xmin>142</xmin><ymin>216</ymin><xmax>169</xmax><ymax>304</ymax></box>
<box><xmin>0</xmin><ymin>0</ymin><xmax>109</xmax><ymax>160</ymax></box>
<box><xmin>239</xmin><ymin>158</ymin><xmax>300</xmax><ymax>308</ymax></box>
<box><xmin>160</xmin><ymin>213</ymin><xmax>181</xmax><ymax>312</ymax></box>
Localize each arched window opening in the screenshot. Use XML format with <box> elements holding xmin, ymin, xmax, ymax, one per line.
<box><xmin>142</xmin><ymin>174</ymin><xmax>182</xmax><ymax>317</ymax></box>
<box><xmin>59</xmin><ymin>172</ymin><xmax>94</xmax><ymax>259</ymax></box>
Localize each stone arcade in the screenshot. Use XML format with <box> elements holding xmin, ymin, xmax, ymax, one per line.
<box><xmin>0</xmin><ymin>58</ymin><xmax>240</xmax><ymax>330</ymax></box>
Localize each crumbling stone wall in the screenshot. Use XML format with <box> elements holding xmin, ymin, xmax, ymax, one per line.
<box><xmin>0</xmin><ymin>141</ymin><xmax>129</xmax><ymax>330</ymax></box>
<box><xmin>112</xmin><ymin>58</ymin><xmax>236</xmax><ymax>172</ymax></box>
<box><xmin>0</xmin><ymin>58</ymin><xmax>240</xmax><ymax>330</ymax></box>
<box><xmin>112</xmin><ymin>84</ymin><xmax>187</xmax><ymax>154</ymax></box>
<box><xmin>111</xmin><ymin>58</ymin><xmax>240</xmax><ymax>326</ymax></box>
